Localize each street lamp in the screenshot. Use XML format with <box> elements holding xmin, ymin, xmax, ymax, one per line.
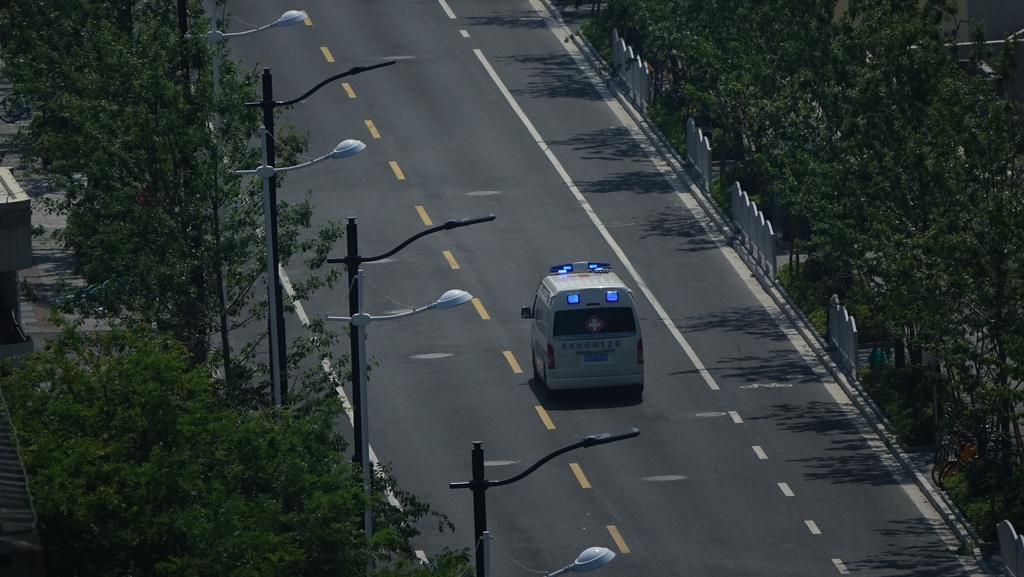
<box><xmin>449</xmin><ymin>428</ymin><xmax>641</xmax><ymax>577</ymax></box>
<box><xmin>326</xmin><ymin>281</ymin><xmax>474</xmax><ymax>539</ymax></box>
<box><xmin>232</xmin><ymin>130</ymin><xmax>366</xmax><ymax>409</ymax></box>
<box><xmin>324</xmin><ymin>214</ymin><xmax>495</xmax><ymax>539</ymax></box>
<box><xmin>245</xmin><ymin>60</ymin><xmax>396</xmax><ymax>405</ymax></box>
<box><xmin>191</xmin><ymin>7</ymin><xmax>307</xmax><ymax>383</ymax></box>
<box><xmin>547</xmin><ymin>547</ymin><xmax>616</xmax><ymax>576</ymax></box>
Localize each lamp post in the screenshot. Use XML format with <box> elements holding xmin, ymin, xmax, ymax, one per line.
<box><xmin>201</xmin><ymin>8</ymin><xmax>307</xmax><ymax>384</ymax></box>
<box><xmin>326</xmin><ymin>282</ymin><xmax>475</xmax><ymax>539</ymax></box>
<box><xmin>547</xmin><ymin>547</ymin><xmax>616</xmax><ymax>576</ymax></box>
<box><xmin>244</xmin><ymin>60</ymin><xmax>396</xmax><ymax>405</ymax></box>
<box><xmin>449</xmin><ymin>428</ymin><xmax>640</xmax><ymax>577</ymax></box>
<box><xmin>325</xmin><ymin>214</ymin><xmax>496</xmax><ymax>536</ymax></box>
<box><xmin>233</xmin><ymin>131</ymin><xmax>367</xmax><ymax>408</ymax></box>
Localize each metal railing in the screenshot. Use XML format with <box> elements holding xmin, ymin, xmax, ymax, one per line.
<box><xmin>829</xmin><ymin>294</ymin><xmax>860</xmax><ymax>375</ymax></box>
<box><xmin>731</xmin><ymin>182</ymin><xmax>777</xmax><ymax>277</ymax></box>
<box><xmin>611</xmin><ymin>29</ymin><xmax>652</xmax><ymax>110</ymax></box>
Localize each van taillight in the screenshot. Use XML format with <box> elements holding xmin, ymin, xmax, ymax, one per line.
<box><xmin>547</xmin><ymin>344</ymin><xmax>555</xmax><ymax>369</ymax></box>
<box><xmin>637</xmin><ymin>339</ymin><xmax>644</xmax><ymax>364</ymax></box>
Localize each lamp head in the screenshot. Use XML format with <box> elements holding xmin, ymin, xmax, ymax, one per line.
<box><xmin>275</xmin><ymin>10</ymin><xmax>308</xmax><ymax>27</ymax></box>
<box><xmin>330</xmin><ymin>139</ymin><xmax>366</xmax><ymax>159</ymax></box>
<box><xmin>572</xmin><ymin>547</ymin><xmax>615</xmax><ymax>573</ymax></box>
<box><xmin>435</xmin><ymin>289</ymin><xmax>473</xmax><ymax>310</ymax></box>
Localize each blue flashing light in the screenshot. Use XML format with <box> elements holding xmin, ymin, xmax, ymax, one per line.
<box><xmin>588</xmin><ymin>262</ymin><xmax>612</xmax><ymax>271</ymax></box>
<box><xmin>550</xmin><ymin>263</ymin><xmax>574</xmax><ymax>274</ymax></box>
<box><xmin>567</xmin><ymin>293</ymin><xmax>580</xmax><ymax>304</ymax></box>
<box><xmin>549</xmin><ymin>262</ymin><xmax>613</xmax><ymax>274</ymax></box>
<box><xmin>606</xmin><ymin>291</ymin><xmax>619</xmax><ymax>302</ymax></box>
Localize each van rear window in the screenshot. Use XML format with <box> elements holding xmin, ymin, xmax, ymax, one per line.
<box><xmin>552</xmin><ymin>307</ymin><xmax>637</xmax><ymax>340</ymax></box>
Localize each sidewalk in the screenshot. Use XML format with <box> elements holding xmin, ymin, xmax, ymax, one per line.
<box><xmin>0</xmin><ymin>91</ymin><xmax>109</xmax><ymax>348</ymax></box>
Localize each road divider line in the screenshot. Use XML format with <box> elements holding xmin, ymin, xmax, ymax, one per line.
<box><xmin>503</xmin><ymin>351</ymin><xmax>522</xmax><ymax>374</ymax></box>
<box><xmin>303</xmin><ymin>16</ymin><xmax>312</xmax><ymax>25</ymax></box>
<box><xmin>472</xmin><ymin>48</ymin><xmax>720</xmax><ymax>391</ymax></box>
<box><xmin>437</xmin><ymin>0</ymin><xmax>456</xmax><ymax>19</ymax></box>
<box><xmin>535</xmin><ymin>406</ymin><xmax>555</xmax><ymax>430</ymax></box>
<box><xmin>365</xmin><ymin>120</ymin><xmax>381</xmax><ymax>139</ymax></box>
<box><xmin>320</xmin><ymin>46</ymin><xmax>335</xmax><ymax>62</ymax></box>
<box><xmin>832</xmin><ymin>559</ymin><xmax>850</xmax><ymax>574</ymax></box>
<box><xmin>606</xmin><ymin>525</ymin><xmax>630</xmax><ymax>553</ymax></box>
<box><xmin>460</xmin><ymin>30</ymin><xmax>470</xmax><ymax>37</ymax></box>
<box><xmin>443</xmin><ymin>250</ymin><xmax>460</xmax><ymax>269</ymax></box>
<box><xmin>729</xmin><ymin>411</ymin><xmax>743</xmax><ymax>423</ymax></box>
<box><xmin>778</xmin><ymin>482</ymin><xmax>795</xmax><ymax>497</ymax></box>
<box><xmin>471</xmin><ymin>298</ymin><xmax>490</xmax><ymax>320</ymax></box>
<box><xmin>390</xmin><ymin>161</ymin><xmax>406</xmax><ymax>180</ymax></box>
<box><xmin>415</xmin><ymin>205</ymin><xmax>432</xmax><ymax>225</ymax></box>
<box><xmin>342</xmin><ymin>83</ymin><xmax>356</xmax><ymax>98</ymax></box>
<box><xmin>569</xmin><ymin>463</ymin><xmax>591</xmax><ymax>488</ymax></box>
<box><xmin>805</xmin><ymin>520</ymin><xmax>822</xmax><ymax>535</ymax></box>
<box><xmin>753</xmin><ymin>446</ymin><xmax>768</xmax><ymax>460</ymax></box>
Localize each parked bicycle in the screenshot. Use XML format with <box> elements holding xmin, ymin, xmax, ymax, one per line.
<box><xmin>0</xmin><ymin>92</ymin><xmax>34</xmax><ymax>123</ymax></box>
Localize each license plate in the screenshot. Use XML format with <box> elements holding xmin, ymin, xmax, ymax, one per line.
<box><xmin>584</xmin><ymin>353</ymin><xmax>608</xmax><ymax>363</ymax></box>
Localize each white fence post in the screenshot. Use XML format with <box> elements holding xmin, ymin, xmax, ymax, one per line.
<box><xmin>829</xmin><ymin>294</ymin><xmax>860</xmax><ymax>375</ymax></box>
<box><xmin>729</xmin><ymin>181</ymin><xmax>778</xmax><ymax>277</ymax></box>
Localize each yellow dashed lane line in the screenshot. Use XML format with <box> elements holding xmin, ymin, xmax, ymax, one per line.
<box><xmin>569</xmin><ymin>463</ymin><xmax>591</xmax><ymax>488</ymax></box>
<box><xmin>415</xmin><ymin>205</ymin><xmax>432</xmax><ymax>225</ymax></box>
<box><xmin>502</xmin><ymin>351</ymin><xmax>522</xmax><ymax>373</ymax></box>
<box><xmin>390</xmin><ymin>161</ymin><xmax>406</xmax><ymax>180</ymax></box>
<box><xmin>534</xmin><ymin>406</ymin><xmax>555</xmax><ymax>430</ymax></box>
<box><xmin>606</xmin><ymin>525</ymin><xmax>630</xmax><ymax>553</ymax></box>
<box><xmin>320</xmin><ymin>46</ymin><xmax>335</xmax><ymax>62</ymax></box>
<box><xmin>304</xmin><ymin>16</ymin><xmax>312</xmax><ymax>25</ymax></box>
<box><xmin>471</xmin><ymin>298</ymin><xmax>490</xmax><ymax>320</ymax></box>
<box><xmin>442</xmin><ymin>250</ymin><xmax>460</xmax><ymax>269</ymax></box>
<box><xmin>365</xmin><ymin>120</ymin><xmax>381</xmax><ymax>139</ymax></box>
<box><xmin>342</xmin><ymin>83</ymin><xmax>356</xmax><ymax>98</ymax></box>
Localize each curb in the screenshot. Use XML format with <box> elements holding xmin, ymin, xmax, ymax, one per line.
<box><xmin>536</xmin><ymin>0</ymin><xmax>994</xmax><ymax>573</ymax></box>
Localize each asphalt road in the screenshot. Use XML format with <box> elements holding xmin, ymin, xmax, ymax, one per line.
<box><xmin>222</xmin><ymin>0</ymin><xmax>984</xmax><ymax>575</ymax></box>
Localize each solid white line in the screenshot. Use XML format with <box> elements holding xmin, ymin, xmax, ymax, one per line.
<box><xmin>778</xmin><ymin>482</ymin><xmax>795</xmax><ymax>497</ymax></box>
<box><xmin>278</xmin><ymin>267</ymin><xmax>309</xmax><ymax>326</ymax></box>
<box><xmin>805</xmin><ymin>520</ymin><xmax>822</xmax><ymax>534</ymax></box>
<box><xmin>729</xmin><ymin>410</ymin><xmax>743</xmax><ymax>423</ymax></box>
<box><xmin>752</xmin><ymin>446</ymin><xmax>768</xmax><ymax>460</ymax></box>
<box><xmin>832</xmin><ymin>558</ymin><xmax>850</xmax><ymax>574</ymax></box>
<box><xmin>472</xmin><ymin>48</ymin><xmax>720</xmax><ymax>391</ymax></box>
<box><xmin>437</xmin><ymin>0</ymin><xmax>456</xmax><ymax>19</ymax></box>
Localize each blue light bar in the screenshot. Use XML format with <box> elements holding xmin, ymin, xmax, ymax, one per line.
<box><xmin>550</xmin><ymin>263</ymin><xmax>574</xmax><ymax>274</ymax></box>
<box><xmin>606</xmin><ymin>291</ymin><xmax>619</xmax><ymax>302</ymax></box>
<box><xmin>549</xmin><ymin>262</ymin><xmax>613</xmax><ymax>274</ymax></box>
<box><xmin>567</xmin><ymin>293</ymin><xmax>580</xmax><ymax>304</ymax></box>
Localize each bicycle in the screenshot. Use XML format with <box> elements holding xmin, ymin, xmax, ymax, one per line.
<box><xmin>0</xmin><ymin>92</ymin><xmax>34</xmax><ymax>123</ymax></box>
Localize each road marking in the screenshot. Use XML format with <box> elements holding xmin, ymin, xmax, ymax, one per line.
<box><xmin>320</xmin><ymin>46</ymin><xmax>335</xmax><ymax>62</ymax></box>
<box><xmin>342</xmin><ymin>83</ymin><xmax>356</xmax><ymax>98</ymax></box>
<box><xmin>460</xmin><ymin>29</ymin><xmax>470</xmax><ymax>37</ymax></box>
<box><xmin>805</xmin><ymin>520</ymin><xmax>822</xmax><ymax>535</ymax></box>
<box><xmin>503</xmin><ymin>350</ymin><xmax>522</xmax><ymax>373</ymax></box>
<box><xmin>471</xmin><ymin>298</ymin><xmax>490</xmax><ymax>320</ymax></box>
<box><xmin>415</xmin><ymin>550</ymin><xmax>428</xmax><ymax>564</ymax></box>
<box><xmin>832</xmin><ymin>559</ymin><xmax>850</xmax><ymax>574</ymax></box>
<box><xmin>364</xmin><ymin>120</ymin><xmax>381</xmax><ymax>139</ymax></box>
<box><xmin>304</xmin><ymin>16</ymin><xmax>312</xmax><ymax>25</ymax></box>
<box><xmin>415</xmin><ymin>205</ymin><xmax>432</xmax><ymax>225</ymax></box>
<box><xmin>442</xmin><ymin>250</ymin><xmax>460</xmax><ymax>269</ymax></box>
<box><xmin>437</xmin><ymin>0</ymin><xmax>456</xmax><ymax>19</ymax></box>
<box><xmin>535</xmin><ymin>405</ymin><xmax>556</xmax><ymax>429</ymax></box>
<box><xmin>753</xmin><ymin>446</ymin><xmax>768</xmax><ymax>460</ymax></box>
<box><xmin>606</xmin><ymin>525</ymin><xmax>630</xmax><ymax>553</ymax></box>
<box><xmin>390</xmin><ymin>161</ymin><xmax>406</xmax><ymax>180</ymax></box>
<box><xmin>472</xmin><ymin>48</ymin><xmax>720</xmax><ymax>392</ymax></box>
<box><xmin>569</xmin><ymin>463</ymin><xmax>591</xmax><ymax>488</ymax></box>
<box><xmin>778</xmin><ymin>482</ymin><xmax>795</xmax><ymax>497</ymax></box>
<box><xmin>729</xmin><ymin>411</ymin><xmax>743</xmax><ymax>423</ymax></box>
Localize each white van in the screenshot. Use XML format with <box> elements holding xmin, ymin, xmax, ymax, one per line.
<box><xmin>521</xmin><ymin>262</ymin><xmax>644</xmax><ymax>395</ymax></box>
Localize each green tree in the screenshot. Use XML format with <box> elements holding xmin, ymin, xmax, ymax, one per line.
<box><xmin>0</xmin><ymin>322</ymin><xmax>466</xmax><ymax>576</ymax></box>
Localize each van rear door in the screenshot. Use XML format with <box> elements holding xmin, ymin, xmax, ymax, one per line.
<box><xmin>550</xmin><ymin>306</ymin><xmax>639</xmax><ymax>379</ymax></box>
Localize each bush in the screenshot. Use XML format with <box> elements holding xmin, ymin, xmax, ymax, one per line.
<box><xmin>858</xmin><ymin>364</ymin><xmax>936</xmax><ymax>447</ymax></box>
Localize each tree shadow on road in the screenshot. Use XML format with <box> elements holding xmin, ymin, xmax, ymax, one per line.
<box><xmin>842</xmin><ymin>517</ymin><xmax>968</xmax><ymax>576</ymax></box>
<box><xmin>499</xmin><ymin>52</ymin><xmax>603</xmax><ymax>102</ymax></box>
